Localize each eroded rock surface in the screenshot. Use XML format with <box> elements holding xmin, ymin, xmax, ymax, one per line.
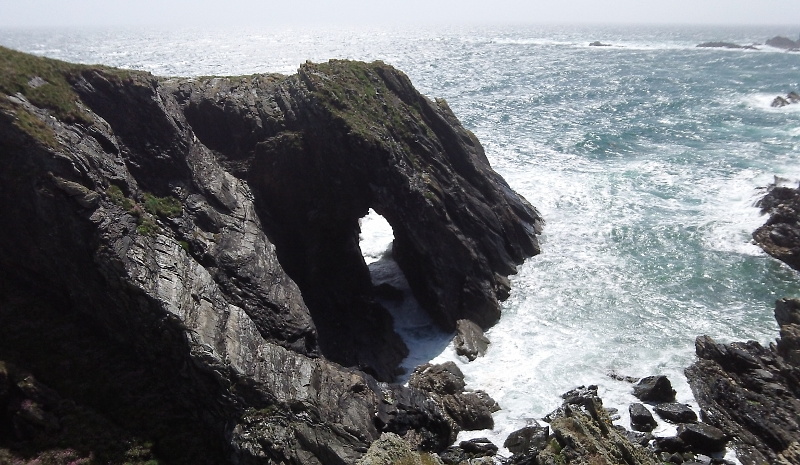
<box><xmin>685</xmin><ymin>298</ymin><xmax>800</xmax><ymax>464</ymax></box>
<box><xmin>753</xmin><ymin>181</ymin><xmax>800</xmax><ymax>268</ymax></box>
<box><xmin>0</xmin><ymin>47</ymin><xmax>542</xmax><ymax>463</ymax></box>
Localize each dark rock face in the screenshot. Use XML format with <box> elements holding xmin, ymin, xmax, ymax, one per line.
<box><xmin>453</xmin><ymin>319</ymin><xmax>490</xmax><ymax>361</ymax></box>
<box><xmin>685</xmin><ymin>299</ymin><xmax>800</xmax><ymax>464</ymax></box>
<box><xmin>0</xmin><ymin>47</ymin><xmax>542</xmax><ymax>463</ymax></box>
<box><xmin>629</xmin><ymin>403</ymin><xmax>658</xmax><ymax>432</ymax></box>
<box><xmin>632</xmin><ymin>375</ymin><xmax>677</xmax><ymax>403</ymax></box>
<box><xmin>753</xmin><ymin>182</ymin><xmax>800</xmax><ymax>269</ymax></box>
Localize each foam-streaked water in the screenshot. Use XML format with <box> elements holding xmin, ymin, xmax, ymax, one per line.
<box><xmin>4</xmin><ymin>24</ymin><xmax>800</xmax><ymax>454</ymax></box>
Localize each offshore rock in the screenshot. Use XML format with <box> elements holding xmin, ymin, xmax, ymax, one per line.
<box><xmin>696</xmin><ymin>42</ymin><xmax>758</xmax><ymax>50</ymax></box>
<box><xmin>753</xmin><ymin>181</ymin><xmax>800</xmax><ymax>269</ymax></box>
<box><xmin>766</xmin><ymin>36</ymin><xmax>800</xmax><ymax>50</ymax></box>
<box><xmin>685</xmin><ymin>298</ymin><xmax>800</xmax><ymax>464</ymax></box>
<box><xmin>0</xmin><ymin>47</ymin><xmax>541</xmax><ymax>463</ymax></box>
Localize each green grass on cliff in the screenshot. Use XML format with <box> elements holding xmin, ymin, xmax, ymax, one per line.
<box><xmin>0</xmin><ymin>45</ymin><xmax>90</xmax><ymax>124</ymax></box>
<box><xmin>301</xmin><ymin>60</ymin><xmax>433</xmax><ymax>147</ymax></box>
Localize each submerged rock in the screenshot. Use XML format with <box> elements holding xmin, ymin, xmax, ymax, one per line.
<box><xmin>696</xmin><ymin>41</ymin><xmax>758</xmax><ymax>50</ymax></box>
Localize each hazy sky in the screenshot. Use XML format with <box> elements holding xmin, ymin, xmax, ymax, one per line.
<box><xmin>1</xmin><ymin>0</ymin><xmax>800</xmax><ymax>28</ymax></box>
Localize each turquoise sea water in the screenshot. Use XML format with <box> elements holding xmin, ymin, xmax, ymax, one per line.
<box><xmin>4</xmin><ymin>24</ymin><xmax>800</xmax><ymax>453</ymax></box>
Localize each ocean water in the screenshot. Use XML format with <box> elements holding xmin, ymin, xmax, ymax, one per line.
<box><xmin>4</xmin><ymin>23</ymin><xmax>800</xmax><ymax>455</ymax></box>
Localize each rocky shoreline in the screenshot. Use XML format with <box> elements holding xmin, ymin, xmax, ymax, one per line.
<box><xmin>1</xmin><ymin>45</ymin><xmax>799</xmax><ymax>464</ymax></box>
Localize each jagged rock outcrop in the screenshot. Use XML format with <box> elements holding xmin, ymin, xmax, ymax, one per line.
<box><xmin>685</xmin><ymin>298</ymin><xmax>800</xmax><ymax>464</ymax></box>
<box><xmin>770</xmin><ymin>91</ymin><xmax>800</xmax><ymax>108</ymax></box>
<box><xmin>0</xmin><ymin>46</ymin><xmax>541</xmax><ymax>463</ymax></box>
<box><xmin>514</xmin><ymin>386</ymin><xmax>659</xmax><ymax>465</ymax></box>
<box><xmin>409</xmin><ymin>362</ymin><xmax>500</xmax><ymax>438</ymax></box>
<box><xmin>753</xmin><ymin>181</ymin><xmax>800</xmax><ymax>269</ymax></box>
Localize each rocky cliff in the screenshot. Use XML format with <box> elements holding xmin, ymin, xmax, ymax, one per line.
<box><xmin>0</xmin><ymin>46</ymin><xmax>541</xmax><ymax>463</ymax></box>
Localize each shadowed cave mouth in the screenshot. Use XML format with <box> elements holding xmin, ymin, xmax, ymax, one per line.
<box><xmin>359</xmin><ymin>209</ymin><xmax>452</xmax><ymax>378</ymax></box>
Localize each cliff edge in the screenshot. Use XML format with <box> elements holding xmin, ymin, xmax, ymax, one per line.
<box><xmin>0</xmin><ymin>46</ymin><xmax>541</xmax><ymax>463</ymax></box>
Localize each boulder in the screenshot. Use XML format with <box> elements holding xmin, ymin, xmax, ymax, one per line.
<box><xmin>409</xmin><ymin>363</ymin><xmax>500</xmax><ymax>435</ymax></box>
<box><xmin>654</xmin><ymin>436</ymin><xmax>686</xmax><ymax>454</ymax></box>
<box><xmin>454</xmin><ymin>319</ymin><xmax>490</xmax><ymax>361</ymax></box>
<box><xmin>629</xmin><ymin>403</ymin><xmax>658</xmax><ymax>432</ymax></box>
<box><xmin>677</xmin><ymin>423</ymin><xmax>727</xmax><ymax>454</ymax></box>
<box><xmin>503</xmin><ymin>425</ymin><xmax>550</xmax><ymax>454</ymax></box>
<box><xmin>653</xmin><ymin>403</ymin><xmax>698</xmax><ymax>423</ymax></box>
<box><xmin>632</xmin><ymin>375</ymin><xmax>676</xmax><ymax>402</ymax></box>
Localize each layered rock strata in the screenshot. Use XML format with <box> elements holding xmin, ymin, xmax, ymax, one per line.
<box><xmin>753</xmin><ymin>181</ymin><xmax>800</xmax><ymax>268</ymax></box>
<box><xmin>0</xmin><ymin>47</ymin><xmax>541</xmax><ymax>463</ymax></box>
<box><xmin>685</xmin><ymin>299</ymin><xmax>800</xmax><ymax>464</ymax></box>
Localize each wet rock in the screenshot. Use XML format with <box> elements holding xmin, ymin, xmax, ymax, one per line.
<box><xmin>503</xmin><ymin>425</ymin><xmax>550</xmax><ymax>454</ymax></box>
<box><xmin>409</xmin><ymin>363</ymin><xmax>499</xmax><ymax>434</ymax></box>
<box><xmin>677</xmin><ymin>423</ymin><xmax>727</xmax><ymax>454</ymax></box>
<box><xmin>536</xmin><ymin>386</ymin><xmax>659</xmax><ymax>465</ymax></box>
<box><xmin>632</xmin><ymin>375</ymin><xmax>677</xmax><ymax>402</ymax></box>
<box><xmin>453</xmin><ymin>319</ymin><xmax>490</xmax><ymax>361</ymax></box>
<box><xmin>654</xmin><ymin>436</ymin><xmax>686</xmax><ymax>454</ymax></box>
<box><xmin>685</xmin><ymin>299</ymin><xmax>800</xmax><ymax>464</ymax></box>
<box><xmin>629</xmin><ymin>402</ymin><xmax>658</xmax><ymax>432</ymax></box>
<box><xmin>654</xmin><ymin>403</ymin><xmax>698</xmax><ymax>423</ymax></box>
<box><xmin>459</xmin><ymin>437</ymin><xmax>497</xmax><ymax>456</ymax></box>
<box><xmin>755</xmin><ymin>182</ymin><xmax>800</xmax><ymax>269</ymax></box>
